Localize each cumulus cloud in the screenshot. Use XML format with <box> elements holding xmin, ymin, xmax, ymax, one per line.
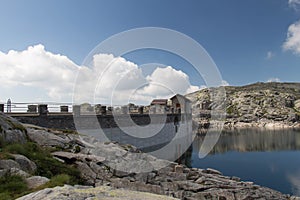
<box><xmin>75</xmin><ymin>63</ymin><xmax>200</xmax><ymax>105</ymax></box>
<box><xmin>84</xmin><ymin>54</ymin><xmax>148</xmax><ymax>104</ymax></box>
<box><xmin>283</xmin><ymin>20</ymin><xmax>300</xmax><ymax>55</ymax></box>
<box><xmin>0</xmin><ymin>44</ymin><xmax>79</xmax><ymax>101</ymax></box>
<box><xmin>0</xmin><ymin>44</ymin><xmax>201</xmax><ymax>105</ymax></box>
<box><xmin>267</xmin><ymin>77</ymin><xmax>281</xmax><ymax>82</ymax></box>
<box><xmin>221</xmin><ymin>80</ymin><xmax>229</xmax><ymax>86</ymax></box>
<box><xmin>143</xmin><ymin>66</ymin><xmax>199</xmax><ymax>96</ymax></box>
<box><xmin>287</xmin><ymin>170</ymin><xmax>300</xmax><ymax>196</ymax></box>
<box><xmin>289</xmin><ymin>0</ymin><xmax>300</xmax><ymax>9</ymax></box>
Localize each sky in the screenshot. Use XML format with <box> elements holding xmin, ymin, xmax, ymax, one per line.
<box><xmin>0</xmin><ymin>0</ymin><xmax>300</xmax><ymax>105</ymax></box>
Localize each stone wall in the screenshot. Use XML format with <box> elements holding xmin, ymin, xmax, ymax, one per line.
<box><xmin>11</xmin><ymin>113</ymin><xmax>192</xmax><ymax>150</ymax></box>
<box><xmin>12</xmin><ymin>114</ymin><xmax>184</xmax><ymax>130</ymax></box>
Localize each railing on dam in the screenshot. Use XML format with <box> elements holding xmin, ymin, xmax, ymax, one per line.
<box><xmin>0</xmin><ymin>102</ymin><xmax>191</xmax><ymax>130</ymax></box>
<box><xmin>0</xmin><ymin>102</ymin><xmax>74</xmax><ymax>115</ymax></box>
<box><xmin>0</xmin><ymin>102</ymin><xmax>185</xmax><ymax>116</ymax></box>
<box><xmin>0</xmin><ymin>102</ymin><xmax>194</xmax><ymax>151</ymax></box>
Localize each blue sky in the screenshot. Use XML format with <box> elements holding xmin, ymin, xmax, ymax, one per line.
<box><xmin>0</xmin><ymin>0</ymin><xmax>300</xmax><ymax>103</ymax></box>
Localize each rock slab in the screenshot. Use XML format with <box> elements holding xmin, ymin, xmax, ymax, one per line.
<box><xmin>16</xmin><ymin>185</ymin><xmax>179</xmax><ymax>200</ymax></box>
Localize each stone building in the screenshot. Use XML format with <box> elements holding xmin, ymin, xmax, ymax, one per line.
<box><xmin>150</xmin><ymin>99</ymin><xmax>168</xmax><ymax>114</ymax></box>
<box><xmin>170</xmin><ymin>94</ymin><xmax>192</xmax><ymax>114</ymax></box>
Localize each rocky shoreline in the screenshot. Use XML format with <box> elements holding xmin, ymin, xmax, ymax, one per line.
<box><xmin>16</xmin><ymin>130</ymin><xmax>295</xmax><ymax>200</ymax></box>
<box><xmin>18</xmin><ymin>128</ymin><xmax>299</xmax><ymax>199</ymax></box>
<box><xmin>223</xmin><ymin>119</ymin><xmax>300</xmax><ymax>130</ymax></box>
<box><xmin>196</xmin><ymin>119</ymin><xmax>300</xmax><ymax>136</ymax></box>
<box><xmin>224</xmin><ymin>121</ymin><xmax>300</xmax><ymax>130</ymax></box>
<box><xmin>188</xmin><ymin>82</ymin><xmax>300</xmax><ymax>133</ymax></box>
<box><xmin>0</xmin><ymin>112</ymin><xmax>298</xmax><ymax>199</ymax></box>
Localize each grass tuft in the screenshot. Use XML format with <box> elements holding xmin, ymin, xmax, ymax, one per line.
<box><xmin>0</xmin><ymin>175</ymin><xmax>28</xmax><ymax>200</ymax></box>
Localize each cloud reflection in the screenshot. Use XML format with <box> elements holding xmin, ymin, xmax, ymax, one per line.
<box><xmin>287</xmin><ymin>170</ymin><xmax>300</xmax><ymax>196</ymax></box>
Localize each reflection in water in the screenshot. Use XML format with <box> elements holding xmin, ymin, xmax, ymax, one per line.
<box><xmin>195</xmin><ymin>129</ymin><xmax>300</xmax><ymax>154</ymax></box>
<box><xmin>288</xmin><ymin>170</ymin><xmax>300</xmax><ymax>196</ymax></box>
<box><xmin>176</xmin><ymin>145</ymin><xmax>193</xmax><ymax>168</ymax></box>
<box><xmin>187</xmin><ymin>129</ymin><xmax>300</xmax><ymax>195</ymax></box>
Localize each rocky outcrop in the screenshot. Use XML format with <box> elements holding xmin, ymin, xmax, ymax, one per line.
<box><xmin>0</xmin><ymin>112</ymin><xmax>27</xmax><ymax>143</ymax></box>
<box><xmin>0</xmin><ymin>114</ymin><xmax>294</xmax><ymax>199</ymax></box>
<box><xmin>186</xmin><ymin>82</ymin><xmax>300</xmax><ymax>130</ymax></box>
<box><xmin>0</xmin><ymin>159</ymin><xmax>21</xmax><ymax>170</ymax></box>
<box><xmin>44</xmin><ymin>134</ymin><xmax>291</xmax><ymax>199</ymax></box>
<box><xmin>51</xmin><ymin>151</ymin><xmax>105</xmax><ymax>163</ymax></box>
<box><xmin>26</xmin><ymin>128</ymin><xmax>73</xmax><ymax>148</ymax></box>
<box><xmin>25</xmin><ymin>176</ymin><xmax>50</xmax><ymax>189</ymax></box>
<box><xmin>16</xmin><ymin>185</ymin><xmax>180</xmax><ymax>200</ymax></box>
<box><xmin>12</xmin><ymin>154</ymin><xmax>37</xmax><ymax>173</ymax></box>
<box><xmin>0</xmin><ymin>154</ymin><xmax>37</xmax><ymax>175</ymax></box>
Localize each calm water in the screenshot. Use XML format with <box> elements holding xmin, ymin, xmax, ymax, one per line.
<box><xmin>191</xmin><ymin>129</ymin><xmax>300</xmax><ymax>196</ymax></box>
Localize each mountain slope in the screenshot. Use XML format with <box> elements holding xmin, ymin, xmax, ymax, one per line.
<box><xmin>186</xmin><ymin>82</ymin><xmax>300</xmax><ymax>128</ymax></box>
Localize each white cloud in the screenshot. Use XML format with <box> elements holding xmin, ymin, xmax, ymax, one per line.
<box><xmin>289</xmin><ymin>0</ymin><xmax>300</xmax><ymax>9</ymax></box>
<box><xmin>287</xmin><ymin>170</ymin><xmax>300</xmax><ymax>196</ymax></box>
<box><xmin>142</xmin><ymin>66</ymin><xmax>199</xmax><ymax>96</ymax></box>
<box><xmin>0</xmin><ymin>44</ymin><xmax>200</xmax><ymax>105</ymax></box>
<box><xmin>88</xmin><ymin>64</ymin><xmax>200</xmax><ymax>105</ymax></box>
<box><xmin>283</xmin><ymin>20</ymin><xmax>300</xmax><ymax>55</ymax></box>
<box><xmin>267</xmin><ymin>77</ymin><xmax>280</xmax><ymax>82</ymax></box>
<box><xmin>221</xmin><ymin>80</ymin><xmax>229</xmax><ymax>86</ymax></box>
<box><xmin>0</xmin><ymin>44</ymin><xmax>79</xmax><ymax>101</ymax></box>
<box><xmin>266</xmin><ymin>51</ymin><xmax>274</xmax><ymax>60</ymax></box>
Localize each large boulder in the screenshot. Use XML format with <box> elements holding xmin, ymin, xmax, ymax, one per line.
<box><xmin>295</xmin><ymin>99</ymin><xmax>300</xmax><ymax>112</ymax></box>
<box><xmin>12</xmin><ymin>154</ymin><xmax>37</xmax><ymax>173</ymax></box>
<box><xmin>51</xmin><ymin>151</ymin><xmax>105</xmax><ymax>164</ymax></box>
<box><xmin>0</xmin><ymin>159</ymin><xmax>21</xmax><ymax>170</ymax></box>
<box><xmin>75</xmin><ymin>161</ymin><xmax>97</xmax><ymax>185</ymax></box>
<box><xmin>26</xmin><ymin>128</ymin><xmax>71</xmax><ymax>148</ymax></box>
<box><xmin>0</xmin><ymin>168</ymin><xmax>30</xmax><ymax>178</ymax></box>
<box><xmin>0</xmin><ymin>159</ymin><xmax>32</xmax><ymax>178</ymax></box>
<box><xmin>16</xmin><ymin>185</ymin><xmax>180</xmax><ymax>200</ymax></box>
<box><xmin>25</xmin><ymin>176</ymin><xmax>50</xmax><ymax>189</ymax></box>
<box><xmin>0</xmin><ymin>112</ymin><xmax>27</xmax><ymax>143</ymax></box>
<box><xmin>8</xmin><ymin>168</ymin><xmax>30</xmax><ymax>178</ymax></box>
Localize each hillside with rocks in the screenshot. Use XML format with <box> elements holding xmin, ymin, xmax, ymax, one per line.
<box><xmin>0</xmin><ymin>112</ymin><xmax>296</xmax><ymax>199</ymax></box>
<box><xmin>186</xmin><ymin>82</ymin><xmax>300</xmax><ymax>129</ymax></box>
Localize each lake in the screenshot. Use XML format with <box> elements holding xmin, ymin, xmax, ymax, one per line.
<box><xmin>190</xmin><ymin>129</ymin><xmax>300</xmax><ymax>196</ymax></box>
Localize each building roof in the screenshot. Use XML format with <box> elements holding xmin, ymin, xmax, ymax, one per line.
<box><xmin>170</xmin><ymin>94</ymin><xmax>191</xmax><ymax>102</ymax></box>
<box><xmin>150</xmin><ymin>99</ymin><xmax>168</xmax><ymax>105</ymax></box>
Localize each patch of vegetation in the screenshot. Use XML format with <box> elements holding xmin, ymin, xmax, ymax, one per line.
<box><xmin>39</xmin><ymin>174</ymin><xmax>71</xmax><ymax>189</ymax></box>
<box><xmin>0</xmin><ymin>175</ymin><xmax>28</xmax><ymax>200</ymax></box>
<box><xmin>2</xmin><ymin>142</ymin><xmax>83</xmax><ymax>184</ymax></box>
<box><xmin>0</xmin><ymin>152</ymin><xmax>14</xmax><ymax>160</ymax></box>
<box><xmin>74</xmin><ymin>145</ymin><xmax>81</xmax><ymax>153</ymax></box>
<box><xmin>0</xmin><ymin>140</ymin><xmax>85</xmax><ymax>199</ymax></box>
<box><xmin>0</xmin><ymin>173</ymin><xmax>75</xmax><ymax>200</ymax></box>
<box><xmin>226</xmin><ymin>104</ymin><xmax>238</xmax><ymax>115</ymax></box>
<box><xmin>0</xmin><ymin>137</ymin><xmax>5</xmax><ymax>149</ymax></box>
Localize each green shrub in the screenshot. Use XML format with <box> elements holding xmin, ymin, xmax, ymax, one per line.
<box><xmin>0</xmin><ymin>132</ymin><xmax>85</xmax><ymax>199</ymax></box>
<box><xmin>0</xmin><ymin>192</ymin><xmax>11</xmax><ymax>200</ymax></box>
<box><xmin>2</xmin><ymin>142</ymin><xmax>83</xmax><ymax>185</ymax></box>
<box><xmin>0</xmin><ymin>136</ymin><xmax>5</xmax><ymax>149</ymax></box>
<box><xmin>41</xmin><ymin>174</ymin><xmax>71</xmax><ymax>188</ymax></box>
<box><xmin>0</xmin><ymin>152</ymin><xmax>14</xmax><ymax>160</ymax></box>
<box><xmin>3</xmin><ymin>143</ymin><xmax>29</xmax><ymax>155</ymax></box>
<box><xmin>0</xmin><ymin>175</ymin><xmax>28</xmax><ymax>200</ymax></box>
